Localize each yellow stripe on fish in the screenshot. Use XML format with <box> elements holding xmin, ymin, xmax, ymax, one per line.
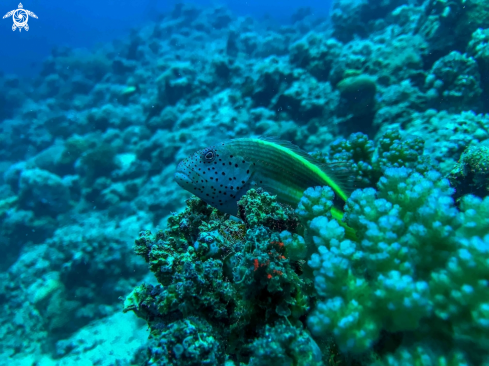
<box><xmin>175</xmin><ymin>137</ymin><xmax>355</xmax><ymax>237</ymax></box>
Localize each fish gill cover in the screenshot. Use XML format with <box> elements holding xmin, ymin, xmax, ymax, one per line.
<box><xmin>0</xmin><ymin>0</ymin><xmax>488</xmax><ymax>365</ymax></box>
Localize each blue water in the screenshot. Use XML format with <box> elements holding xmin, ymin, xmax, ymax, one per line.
<box><xmin>0</xmin><ymin>0</ymin><xmax>330</xmax><ymax>76</ymax></box>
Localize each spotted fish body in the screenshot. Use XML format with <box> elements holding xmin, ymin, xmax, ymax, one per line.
<box><xmin>175</xmin><ymin>142</ymin><xmax>255</xmax><ymax>215</ymax></box>
<box><xmin>175</xmin><ymin>137</ymin><xmax>354</xmax><ymax>235</ymax></box>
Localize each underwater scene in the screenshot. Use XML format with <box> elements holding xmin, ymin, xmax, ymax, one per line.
<box><xmin>1</xmin><ymin>0</ymin><xmax>489</xmax><ymax>365</ymax></box>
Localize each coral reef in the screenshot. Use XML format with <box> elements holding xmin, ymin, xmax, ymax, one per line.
<box><xmin>125</xmin><ymin>192</ymin><xmax>318</xmax><ymax>365</ymax></box>
<box><xmin>448</xmin><ymin>145</ymin><xmax>489</xmax><ymax>200</ymax></box>
<box><xmin>127</xmin><ymin>140</ymin><xmax>489</xmax><ymax>364</ymax></box>
<box><xmin>1</xmin><ymin>0</ymin><xmax>488</xmax><ymax>364</ymax></box>
<box><xmin>425</xmin><ymin>51</ymin><xmax>482</xmax><ymax>113</ymax></box>
<box><xmin>305</xmin><ymin>168</ymin><xmax>489</xmax><ymax>365</ymax></box>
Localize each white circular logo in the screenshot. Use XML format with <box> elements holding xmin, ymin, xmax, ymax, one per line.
<box><xmin>2</xmin><ymin>3</ymin><xmax>38</xmax><ymax>32</ymax></box>
<box><xmin>13</xmin><ymin>9</ymin><xmax>28</xmax><ymax>28</ymax></box>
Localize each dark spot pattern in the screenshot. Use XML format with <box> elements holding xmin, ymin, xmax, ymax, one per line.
<box><xmin>175</xmin><ymin>144</ymin><xmax>254</xmax><ymax>210</ymax></box>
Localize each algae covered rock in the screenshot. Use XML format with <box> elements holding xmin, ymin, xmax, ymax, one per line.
<box><xmin>330</xmin><ymin>0</ymin><xmax>404</xmax><ymax>42</ymax></box>
<box><xmin>289</xmin><ymin>34</ymin><xmax>343</xmax><ymax>81</ymax></box>
<box><xmin>467</xmin><ymin>28</ymin><xmax>489</xmax><ymax>99</ymax></box>
<box><xmin>425</xmin><ymin>51</ymin><xmax>482</xmax><ymax>112</ymax></box>
<box><xmin>337</xmin><ymin>74</ymin><xmax>377</xmax><ymax>116</ymax></box>
<box><xmin>448</xmin><ymin>145</ymin><xmax>489</xmax><ymax>200</ymax></box>
<box><xmin>18</xmin><ymin>168</ymin><xmax>71</xmax><ymax>215</ymax></box>
<box><xmin>274</xmin><ymin>75</ymin><xmax>339</xmax><ymax>123</ymax></box>
<box><xmin>456</xmin><ymin>0</ymin><xmax>489</xmax><ymax>43</ymax></box>
<box><xmin>75</xmin><ymin>143</ymin><xmax>118</xmax><ymax>185</ymax></box>
<box><xmin>248</xmin><ymin>322</ymin><xmax>323</xmax><ymax>366</ymax></box>
<box><xmin>405</xmin><ymin>109</ymin><xmax>489</xmax><ymax>173</ymax></box>
<box><xmin>237</xmin><ymin>188</ymin><xmax>299</xmax><ymax>231</ymax></box>
<box><xmin>126</xmin><ymin>192</ymin><xmax>316</xmax><ymax>365</ymax></box>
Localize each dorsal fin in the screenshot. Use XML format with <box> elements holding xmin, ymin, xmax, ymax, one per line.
<box><xmin>256</xmin><ymin>136</ymin><xmax>355</xmax><ymax>201</ymax></box>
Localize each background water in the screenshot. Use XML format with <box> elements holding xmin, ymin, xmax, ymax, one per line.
<box><xmin>0</xmin><ymin>0</ymin><xmax>331</xmax><ymax>76</ymax></box>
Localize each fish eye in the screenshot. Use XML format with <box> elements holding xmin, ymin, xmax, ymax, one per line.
<box><xmin>202</xmin><ymin>148</ymin><xmax>216</xmax><ymax>162</ymax></box>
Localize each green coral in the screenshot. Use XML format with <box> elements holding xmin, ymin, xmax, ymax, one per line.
<box><xmin>336</xmin><ymin>75</ymin><xmax>377</xmax><ymax>116</ymax></box>
<box><xmin>280</xmin><ymin>231</ymin><xmax>308</xmax><ymax>261</ymax></box>
<box><xmin>237</xmin><ymin>188</ymin><xmax>299</xmax><ymax>232</ymax></box>
<box><xmin>448</xmin><ymin>145</ymin><xmax>489</xmax><ymax>201</ymax></box>
<box><xmin>305</xmin><ymin>167</ymin><xmax>489</xmax><ymax>364</ymax></box>
<box><xmin>126</xmin><ymin>193</ymin><xmax>318</xmax><ymax>365</ymax></box>
<box><xmin>467</xmin><ymin>28</ymin><xmax>489</xmax><ymax>86</ymax></box>
<box><xmin>313</xmin><ymin>130</ymin><xmax>430</xmax><ymax>188</ymax></box>
<box><xmin>376</xmin><ymin>130</ymin><xmax>425</xmax><ymax>170</ymax></box>
<box><xmin>321</xmin><ymin>132</ymin><xmax>377</xmax><ymax>186</ymax></box>
<box><xmin>248</xmin><ymin>322</ymin><xmax>323</xmax><ymax>366</ymax></box>
<box><xmin>125</xmin><ymin>134</ymin><xmax>489</xmax><ymax>365</ymax></box>
<box><xmin>295</xmin><ymin>186</ymin><xmax>334</xmax><ymax>223</ymax></box>
<box><xmin>374</xmin><ymin>345</ymin><xmax>470</xmax><ymax>366</ymax></box>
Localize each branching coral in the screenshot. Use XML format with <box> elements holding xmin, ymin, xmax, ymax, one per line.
<box><xmin>313</xmin><ymin>130</ymin><xmax>429</xmax><ymax>188</ymax></box>
<box><xmin>305</xmin><ymin>167</ymin><xmax>489</xmax><ymax>364</ymax></box>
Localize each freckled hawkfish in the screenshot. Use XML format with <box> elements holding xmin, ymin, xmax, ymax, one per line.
<box><xmin>175</xmin><ymin>137</ymin><xmax>355</xmax><ymax>236</ymax></box>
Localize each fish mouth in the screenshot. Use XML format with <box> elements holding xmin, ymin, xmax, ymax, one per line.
<box><xmin>174</xmin><ymin>171</ymin><xmax>193</xmax><ymax>189</ymax></box>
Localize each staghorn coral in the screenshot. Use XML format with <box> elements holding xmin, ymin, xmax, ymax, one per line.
<box><xmin>295</xmin><ymin>186</ymin><xmax>335</xmax><ymax>224</ymax></box>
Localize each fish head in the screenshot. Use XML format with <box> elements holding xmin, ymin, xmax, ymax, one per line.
<box><xmin>175</xmin><ymin>143</ymin><xmax>253</xmax><ymax>215</ymax></box>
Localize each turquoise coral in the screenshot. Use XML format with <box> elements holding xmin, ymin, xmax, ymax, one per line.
<box><xmin>305</xmin><ymin>167</ymin><xmax>489</xmax><ymax>364</ymax></box>
<box><xmin>295</xmin><ymin>186</ymin><xmax>335</xmax><ymax>223</ymax></box>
